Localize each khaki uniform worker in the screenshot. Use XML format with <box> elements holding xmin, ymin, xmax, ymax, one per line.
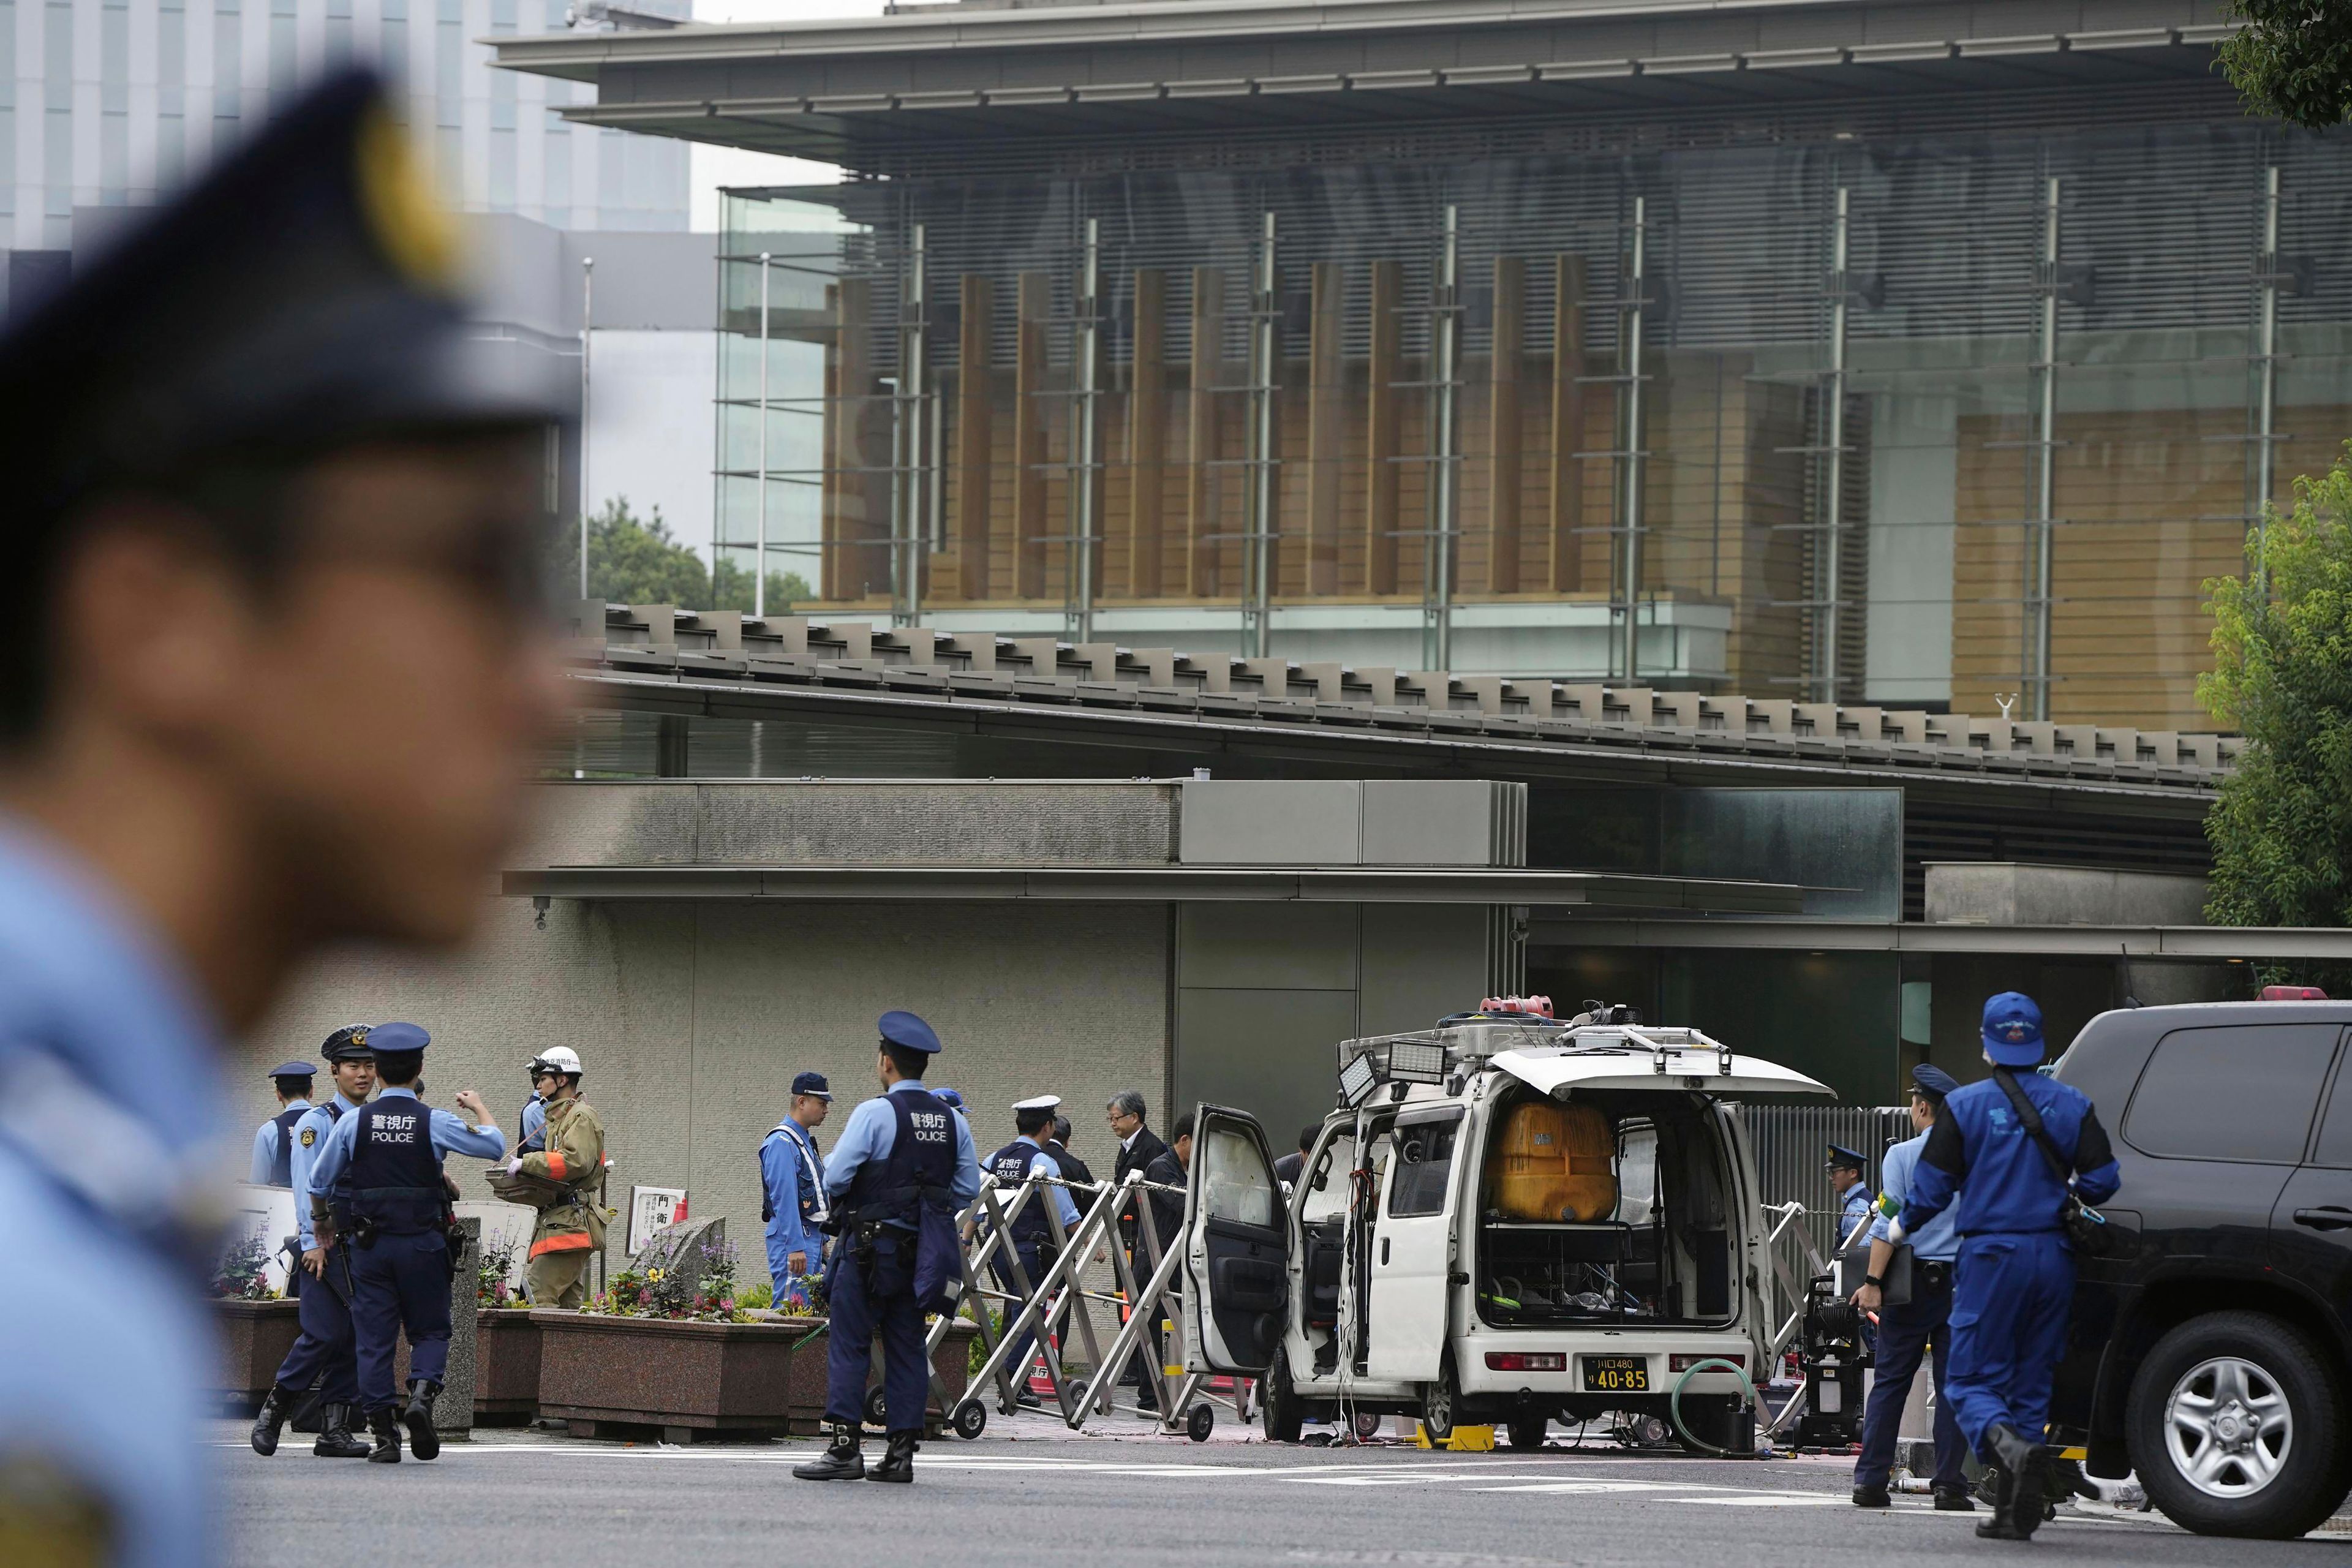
<box><xmin>490</xmin><ymin>1047</ymin><xmax>608</xmax><ymax>1306</ymax></box>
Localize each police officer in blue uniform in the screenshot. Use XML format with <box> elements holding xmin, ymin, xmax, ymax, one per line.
<box><xmin>793</xmin><ymin>1012</ymin><xmax>981</xmax><ymax>1484</ymax></box>
<box><xmin>251</xmin><ymin>1062</ymin><xmax>319</xmax><ymax>1186</ymax></box>
<box><xmin>305</xmin><ymin>1022</ymin><xmax>507</xmax><ymax>1463</ymax></box>
<box><xmin>984</xmin><ymin>1094</ymin><xmax>1085</xmax><ymax>1409</ymax></box>
<box><xmin>761</xmin><ymin>1070</ymin><xmax>832</xmax><ymax>1306</ymax></box>
<box><xmin>1851</xmin><ymin>1064</ymin><xmax>1969</xmax><ymax>1510</ymax></box>
<box><xmin>0</xmin><ymin>65</ymin><xmax>564</xmax><ymax>1566</ymax></box>
<box><xmin>251</xmin><ymin>1025</ymin><xmax>379</xmax><ymax>1459</ymax></box>
<box><xmin>1893</xmin><ymin>992</ymin><xmax>2121</xmax><ymax>1540</ymax></box>
<box><xmin>1828</xmin><ymin>1143</ymin><xmax>1874</xmax><ymax>1247</ymax></box>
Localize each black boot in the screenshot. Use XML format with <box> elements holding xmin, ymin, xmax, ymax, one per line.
<box><xmin>868</xmin><ymin>1431</ymin><xmax>918</xmax><ymax>1483</ymax></box>
<box><xmin>366</xmin><ymin>1406</ymin><xmax>402</xmax><ymax>1464</ymax></box>
<box><xmin>312</xmin><ymin>1403</ymin><xmax>371</xmax><ymax>1458</ymax></box>
<box><xmin>792</xmin><ymin>1424</ymin><xmax>864</xmax><ymax>1481</ymax></box>
<box><xmin>250</xmin><ymin>1385</ymin><xmax>294</xmax><ymax>1457</ymax></box>
<box><xmin>1933</xmin><ymin>1487</ymin><xmax>1977</xmax><ymax>1512</ymax></box>
<box><xmin>1985</xmin><ymin>1424</ymin><xmax>2049</xmax><ymax>1539</ymax></box>
<box><xmin>1850</xmin><ymin>1483</ymin><xmax>1890</xmax><ymax>1508</ymax></box>
<box><xmin>401</xmin><ymin>1381</ymin><xmax>442</xmax><ymax>1461</ymax></box>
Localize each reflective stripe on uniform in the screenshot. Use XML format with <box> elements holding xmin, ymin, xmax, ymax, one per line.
<box><xmin>545</xmin><ymin>1148</ymin><xmax>567</xmax><ymax>1180</ymax></box>
<box><xmin>529</xmin><ymin>1232</ymin><xmax>595</xmax><ymax>1257</ymax></box>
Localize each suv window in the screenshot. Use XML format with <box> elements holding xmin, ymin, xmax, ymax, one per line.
<box><xmin>2123</xmin><ymin>1023</ymin><xmax>2343</xmax><ymax>1163</ymax></box>
<box><xmin>2309</xmin><ymin>1052</ymin><xmax>2352</xmax><ymax>1167</ymax></box>
<box><xmin>1386</xmin><ymin>1110</ymin><xmax>1463</xmax><ymax>1218</ymax></box>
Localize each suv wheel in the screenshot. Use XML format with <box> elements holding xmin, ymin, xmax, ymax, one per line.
<box><xmin>2127</xmin><ymin>1310</ymin><xmax>2351</xmax><ymax>1538</ymax></box>
<box><xmin>1260</xmin><ymin>1346</ymin><xmax>1305</xmax><ymax>1444</ymax></box>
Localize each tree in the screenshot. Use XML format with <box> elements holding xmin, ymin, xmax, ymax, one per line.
<box><xmin>2199</xmin><ymin>444</ymin><xmax>2352</xmax><ymax>987</ymax></box>
<box><xmin>2218</xmin><ymin>0</ymin><xmax>2352</xmax><ymax>130</ymax></box>
<box><xmin>552</xmin><ymin>497</ymin><xmax>812</xmax><ymax>613</ymax></box>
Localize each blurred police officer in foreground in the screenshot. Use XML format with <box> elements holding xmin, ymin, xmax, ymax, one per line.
<box><xmin>984</xmin><ymin>1094</ymin><xmax>1085</xmax><ymax>1409</ymax></box>
<box><xmin>492</xmin><ymin>1046</ymin><xmax>605</xmax><ymax>1307</ymax></box>
<box><xmin>306</xmin><ymin>1023</ymin><xmax>505</xmax><ymax>1461</ymax></box>
<box><xmin>251</xmin><ymin>1061</ymin><xmax>318</xmax><ymax>1187</ymax></box>
<box><xmin>793</xmin><ymin>1012</ymin><xmax>981</xmax><ymax>1483</ymax></box>
<box><xmin>1892</xmin><ymin>993</ymin><xmax>2121</xmax><ymax>1540</ymax></box>
<box><xmin>0</xmin><ymin>64</ymin><xmax>564</xmax><ymax>1564</ymax></box>
<box><xmin>1851</xmin><ymin>1064</ymin><xmax>1969</xmax><ymax>1512</ymax></box>
<box><xmin>251</xmin><ymin>1025</ymin><xmax>378</xmax><ymax>1461</ymax></box>
<box><xmin>761</xmin><ymin>1070</ymin><xmax>833</xmax><ymax>1308</ymax></box>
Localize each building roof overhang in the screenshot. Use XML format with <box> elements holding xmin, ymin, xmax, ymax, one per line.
<box><xmin>488</xmin><ymin>2</ymin><xmax>2236</xmax><ymax>164</ymax></box>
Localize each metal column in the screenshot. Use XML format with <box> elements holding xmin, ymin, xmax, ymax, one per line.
<box><xmin>578</xmin><ymin>255</ymin><xmax>595</xmax><ymax>598</ymax></box>
<box><xmin>2253</xmin><ymin>165</ymin><xmax>2282</xmax><ymax>563</ymax></box>
<box><xmin>2027</xmin><ymin>176</ymin><xmax>2060</xmax><ymax>723</ymax></box>
<box><xmin>1422</xmin><ymin>205</ymin><xmax>1461</xmax><ymax>673</ymax></box>
<box><xmin>892</xmin><ymin>225</ymin><xmax>930</xmax><ymax>628</ymax></box>
<box><xmin>1241</xmin><ymin>212</ymin><xmax>1278</xmax><ymax>660</ymax></box>
<box><xmin>1069</xmin><ymin>217</ymin><xmax>1103</xmax><ymax>642</ymax></box>
<box><xmin>754</xmin><ymin>250</ymin><xmax>772</xmax><ymax>621</ymax></box>
<box><xmin>1813</xmin><ymin>187</ymin><xmax>1853</xmax><ymax>705</ymax></box>
<box><xmin>1617</xmin><ymin>196</ymin><xmax>1648</xmax><ymax>685</ymax></box>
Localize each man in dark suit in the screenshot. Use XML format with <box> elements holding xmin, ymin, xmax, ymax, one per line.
<box><xmin>1273</xmin><ymin>1125</ymin><xmax>1318</xmax><ymax>1187</ymax></box>
<box><xmin>1106</xmin><ymin>1090</ymin><xmax>1173</xmax><ymax>1412</ymax></box>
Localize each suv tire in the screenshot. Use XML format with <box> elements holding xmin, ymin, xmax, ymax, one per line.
<box><xmin>1261</xmin><ymin>1346</ymin><xmax>1305</xmax><ymax>1444</ymax></box>
<box><xmin>2127</xmin><ymin>1310</ymin><xmax>2351</xmax><ymax>1539</ymax></box>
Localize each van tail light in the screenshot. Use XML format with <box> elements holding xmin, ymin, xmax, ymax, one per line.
<box><xmin>2261</xmin><ymin>985</ymin><xmax>2329</xmax><ymax>1001</ymax></box>
<box><xmin>1669</xmin><ymin>1352</ymin><xmax>1745</xmax><ymax>1373</ymax></box>
<box><xmin>1484</xmin><ymin>1352</ymin><xmax>1566</xmax><ymax>1371</ymax></box>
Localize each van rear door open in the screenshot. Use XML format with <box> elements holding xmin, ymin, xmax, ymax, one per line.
<box><xmin>1182</xmin><ymin>1104</ymin><xmax>1287</xmax><ymax>1376</ymax></box>
<box><xmin>1365</xmin><ymin>1106</ymin><xmax>1464</xmax><ymax>1382</ymax></box>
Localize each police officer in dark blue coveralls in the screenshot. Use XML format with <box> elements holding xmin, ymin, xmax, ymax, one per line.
<box><xmin>1893</xmin><ymin>992</ymin><xmax>2121</xmax><ymax>1540</ymax></box>
<box><xmin>304</xmin><ymin>1022</ymin><xmax>507</xmax><ymax>1463</ymax></box>
<box><xmin>794</xmin><ymin>1011</ymin><xmax>981</xmax><ymax>1484</ymax></box>
<box><xmin>251</xmin><ymin>1025</ymin><xmax>379</xmax><ymax>1460</ymax></box>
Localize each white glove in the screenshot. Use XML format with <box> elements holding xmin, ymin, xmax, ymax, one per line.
<box><xmin>507</xmin><ymin>1156</ymin><xmax>524</xmax><ymax>1175</ymax></box>
<box><xmin>1885</xmin><ymin>1216</ymin><xmax>1907</xmax><ymax>1245</ymax></box>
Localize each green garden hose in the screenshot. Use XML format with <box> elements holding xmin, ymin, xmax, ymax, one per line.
<box><xmin>1668</xmin><ymin>1357</ymin><xmax>1758</xmax><ymax>1458</ymax></box>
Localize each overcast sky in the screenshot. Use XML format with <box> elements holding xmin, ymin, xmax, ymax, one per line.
<box><xmin>685</xmin><ymin>0</ymin><xmax>887</xmax><ymax>228</ymax></box>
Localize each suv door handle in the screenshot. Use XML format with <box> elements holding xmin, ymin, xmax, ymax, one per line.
<box><xmin>2294</xmin><ymin>1207</ymin><xmax>2352</xmax><ymax>1231</ymax></box>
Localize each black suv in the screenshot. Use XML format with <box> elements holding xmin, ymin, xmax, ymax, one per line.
<box><xmin>2051</xmin><ymin>998</ymin><xmax>2352</xmax><ymax>1539</ymax></box>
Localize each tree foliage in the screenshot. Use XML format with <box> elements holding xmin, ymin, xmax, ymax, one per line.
<box><xmin>2200</xmin><ymin>445</ymin><xmax>2352</xmax><ymax>986</ymax></box>
<box><xmin>2218</xmin><ymin>0</ymin><xmax>2352</xmax><ymax>130</ymax></box>
<box><xmin>551</xmin><ymin>497</ymin><xmax>811</xmax><ymax>614</ymax></box>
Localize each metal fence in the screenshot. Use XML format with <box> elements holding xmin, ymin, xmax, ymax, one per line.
<box><xmin>1741</xmin><ymin>1104</ymin><xmax>1914</xmax><ymax>1262</ymax></box>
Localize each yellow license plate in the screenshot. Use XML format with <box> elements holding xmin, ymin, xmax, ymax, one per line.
<box><xmin>1583</xmin><ymin>1356</ymin><xmax>1649</xmax><ymax>1393</ymax></box>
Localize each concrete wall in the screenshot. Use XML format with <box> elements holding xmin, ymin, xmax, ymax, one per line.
<box><xmin>236</xmin><ymin>897</ymin><xmax>1171</xmax><ymax>1292</ymax></box>
<box><xmin>1924</xmin><ymin>862</ymin><xmax>2208</xmax><ymax>927</ymax></box>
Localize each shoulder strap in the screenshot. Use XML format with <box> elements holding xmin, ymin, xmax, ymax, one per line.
<box><xmin>1991</xmin><ymin>1068</ymin><xmax>2073</xmax><ymax>1187</ymax></box>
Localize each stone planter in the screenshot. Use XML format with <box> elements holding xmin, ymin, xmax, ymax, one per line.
<box><xmin>213</xmin><ymin>1297</ymin><xmax>301</xmax><ymax>1412</ymax></box>
<box><xmin>474</xmin><ymin>1309</ymin><xmax>542</xmax><ymax>1423</ymax></box>
<box><xmin>534</xmin><ymin>1311</ymin><xmax>826</xmax><ymax>1442</ymax></box>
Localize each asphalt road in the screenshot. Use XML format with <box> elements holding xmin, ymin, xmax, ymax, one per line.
<box><xmin>217</xmin><ymin>1415</ymin><xmax>2351</xmax><ymax>1567</ymax></box>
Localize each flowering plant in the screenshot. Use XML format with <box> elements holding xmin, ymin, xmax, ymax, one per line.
<box><xmin>210</xmin><ymin>1232</ymin><xmax>280</xmax><ymax>1300</ymax></box>
<box><xmin>584</xmin><ymin>1235</ymin><xmax>748</xmax><ymax>1322</ymax></box>
<box><xmin>478</xmin><ymin>1234</ymin><xmax>525</xmax><ymax>1308</ymax></box>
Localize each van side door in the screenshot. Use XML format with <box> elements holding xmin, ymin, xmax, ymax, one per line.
<box><xmin>1365</xmin><ymin>1105</ymin><xmax>1466</xmax><ymax>1383</ymax></box>
<box><xmin>1180</xmin><ymin>1104</ymin><xmax>1287</xmax><ymax>1377</ymax></box>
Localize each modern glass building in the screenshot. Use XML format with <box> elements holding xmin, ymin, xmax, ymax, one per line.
<box><xmin>497</xmin><ymin>1</ymin><xmax>2350</xmax><ymax>731</ymax></box>
<box><xmin>2</xmin><ymin>0</ymin><xmax>687</xmax><ymax>250</ymax></box>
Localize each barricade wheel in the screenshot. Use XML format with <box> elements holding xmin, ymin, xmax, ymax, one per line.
<box><xmin>952</xmin><ymin>1400</ymin><xmax>987</xmax><ymax>1441</ymax></box>
<box><xmin>1187</xmin><ymin>1404</ymin><xmax>1215</xmax><ymax>1442</ymax></box>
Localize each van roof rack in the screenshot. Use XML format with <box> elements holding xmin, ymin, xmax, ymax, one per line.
<box><xmin>1338</xmin><ymin>1019</ymin><xmax>1738</xmax><ymax>1085</ymax></box>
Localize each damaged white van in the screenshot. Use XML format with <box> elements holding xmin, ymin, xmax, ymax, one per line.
<box><xmin>1177</xmin><ymin>1008</ymin><xmax>1833</xmax><ymax>1451</ymax></box>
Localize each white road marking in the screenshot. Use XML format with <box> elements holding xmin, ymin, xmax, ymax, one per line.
<box><xmin>1684</xmin><ymin>1494</ymin><xmax>1847</xmax><ymax>1507</ymax></box>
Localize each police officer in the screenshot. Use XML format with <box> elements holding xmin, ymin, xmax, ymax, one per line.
<box><xmin>305</xmin><ymin>1023</ymin><xmax>507</xmax><ymax>1463</ymax></box>
<box><xmin>761</xmin><ymin>1071</ymin><xmax>832</xmax><ymax>1308</ymax></box>
<box><xmin>251</xmin><ymin>1062</ymin><xmax>320</xmax><ymax>1186</ymax></box>
<box><xmin>0</xmin><ymin>67</ymin><xmax>564</xmax><ymax>1564</ymax></box>
<box><xmin>1828</xmin><ymin>1143</ymin><xmax>1874</xmax><ymax>1247</ymax></box>
<box><xmin>251</xmin><ymin>1026</ymin><xmax>379</xmax><ymax>1460</ymax></box>
<box><xmin>1892</xmin><ymin>993</ymin><xmax>2121</xmax><ymax>1541</ymax></box>
<box><xmin>1851</xmin><ymin>1064</ymin><xmax>1969</xmax><ymax>1511</ymax></box>
<box><xmin>793</xmin><ymin>1012</ymin><xmax>981</xmax><ymax>1484</ymax></box>
<box><xmin>984</xmin><ymin>1095</ymin><xmax>1085</xmax><ymax>1409</ymax></box>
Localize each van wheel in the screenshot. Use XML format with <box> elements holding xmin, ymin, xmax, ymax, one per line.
<box><xmin>2127</xmin><ymin>1310</ymin><xmax>2351</xmax><ymax>1538</ymax></box>
<box><xmin>1506</xmin><ymin>1416</ymin><xmax>1546</xmax><ymax>1451</ymax></box>
<box><xmin>1261</xmin><ymin>1348</ymin><xmax>1305</xmax><ymax>1444</ymax></box>
<box><xmin>1420</xmin><ymin>1358</ymin><xmax>1460</xmax><ymax>1443</ymax></box>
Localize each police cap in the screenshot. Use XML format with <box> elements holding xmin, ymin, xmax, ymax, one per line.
<box><xmin>0</xmin><ymin>68</ymin><xmax>564</xmax><ymax>557</ymax></box>
<box><xmin>1910</xmin><ymin>1064</ymin><xmax>1961</xmax><ymax>1101</ymax></box>
<box><xmin>878</xmin><ymin>1011</ymin><xmax>942</xmax><ymax>1055</ymax></box>
<box><xmin>267</xmin><ymin>1060</ymin><xmax>317</xmax><ymax>1079</ymax></box>
<box><xmin>1012</xmin><ymin>1095</ymin><xmax>1063</xmax><ymax>1113</ymax></box>
<box><xmin>932</xmin><ymin>1087</ymin><xmax>965</xmax><ymax>1111</ymax></box>
<box><xmin>321</xmin><ymin>1025</ymin><xmax>375</xmax><ymax>1064</ymax></box>
<box><xmin>790</xmin><ymin>1071</ymin><xmax>832</xmax><ymax>1101</ymax></box>
<box><xmin>369</xmin><ymin>1022</ymin><xmax>431</xmax><ymax>1054</ymax></box>
<box><xmin>1825</xmin><ymin>1143</ymin><xmax>1868</xmax><ymax>1172</ymax></box>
